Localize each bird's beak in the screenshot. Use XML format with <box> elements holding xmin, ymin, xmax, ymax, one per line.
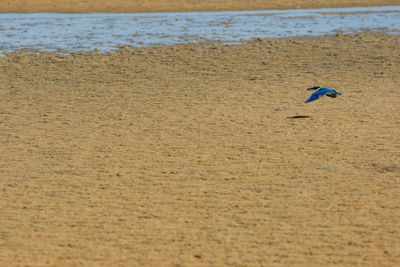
<box><xmin>307</xmin><ymin>87</ymin><xmax>315</xmax><ymax>91</ymax></box>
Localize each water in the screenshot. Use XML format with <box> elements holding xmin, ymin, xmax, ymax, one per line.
<box><xmin>0</xmin><ymin>5</ymin><xmax>399</xmax><ymax>54</ymax></box>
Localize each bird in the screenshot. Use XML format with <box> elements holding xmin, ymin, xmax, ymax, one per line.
<box><xmin>305</xmin><ymin>86</ymin><xmax>342</xmax><ymax>103</ymax></box>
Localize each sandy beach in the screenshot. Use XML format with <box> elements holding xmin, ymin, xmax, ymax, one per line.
<box><xmin>1</xmin><ymin>0</ymin><xmax>400</xmax><ymax>12</ymax></box>
<box><xmin>1</xmin><ymin>1</ymin><xmax>400</xmax><ymax>266</ymax></box>
<box><xmin>1</xmin><ymin>32</ymin><xmax>400</xmax><ymax>266</ymax></box>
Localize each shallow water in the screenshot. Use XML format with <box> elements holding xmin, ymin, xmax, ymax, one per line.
<box><xmin>0</xmin><ymin>5</ymin><xmax>399</xmax><ymax>54</ymax></box>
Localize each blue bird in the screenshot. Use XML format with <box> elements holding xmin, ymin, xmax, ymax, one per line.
<box><xmin>305</xmin><ymin>86</ymin><xmax>342</xmax><ymax>103</ymax></box>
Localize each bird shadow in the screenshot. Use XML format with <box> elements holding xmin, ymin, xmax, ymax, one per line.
<box><xmin>287</xmin><ymin>115</ymin><xmax>311</xmax><ymax>119</ymax></box>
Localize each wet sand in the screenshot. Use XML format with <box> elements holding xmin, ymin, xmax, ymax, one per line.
<box><xmin>1</xmin><ymin>0</ymin><xmax>400</xmax><ymax>12</ymax></box>
<box><xmin>1</xmin><ymin>32</ymin><xmax>400</xmax><ymax>265</ymax></box>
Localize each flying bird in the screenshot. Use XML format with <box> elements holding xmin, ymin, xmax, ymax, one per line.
<box><xmin>305</xmin><ymin>86</ymin><xmax>342</xmax><ymax>103</ymax></box>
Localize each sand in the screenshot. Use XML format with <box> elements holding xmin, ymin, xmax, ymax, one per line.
<box><xmin>1</xmin><ymin>31</ymin><xmax>400</xmax><ymax>265</ymax></box>
<box><xmin>1</xmin><ymin>0</ymin><xmax>400</xmax><ymax>12</ymax></box>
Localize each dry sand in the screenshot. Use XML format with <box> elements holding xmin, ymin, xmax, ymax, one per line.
<box><xmin>1</xmin><ymin>31</ymin><xmax>400</xmax><ymax>265</ymax></box>
<box><xmin>1</xmin><ymin>0</ymin><xmax>400</xmax><ymax>12</ymax></box>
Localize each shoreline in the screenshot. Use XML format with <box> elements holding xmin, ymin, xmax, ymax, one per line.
<box><xmin>1</xmin><ymin>0</ymin><xmax>399</xmax><ymax>13</ymax></box>
<box><xmin>2</xmin><ymin>5</ymin><xmax>399</xmax><ymax>56</ymax></box>
<box><xmin>3</xmin><ymin>30</ymin><xmax>400</xmax><ymax>57</ymax></box>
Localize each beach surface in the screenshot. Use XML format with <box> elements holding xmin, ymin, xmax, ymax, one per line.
<box><xmin>1</xmin><ymin>31</ymin><xmax>400</xmax><ymax>265</ymax></box>
<box><xmin>1</xmin><ymin>0</ymin><xmax>400</xmax><ymax>12</ymax></box>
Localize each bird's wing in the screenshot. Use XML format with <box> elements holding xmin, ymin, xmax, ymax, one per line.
<box><xmin>305</xmin><ymin>91</ymin><xmax>322</xmax><ymax>103</ymax></box>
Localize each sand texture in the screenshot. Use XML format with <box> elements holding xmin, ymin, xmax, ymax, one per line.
<box><xmin>1</xmin><ymin>32</ymin><xmax>400</xmax><ymax>265</ymax></box>
<box><xmin>1</xmin><ymin>0</ymin><xmax>400</xmax><ymax>12</ymax></box>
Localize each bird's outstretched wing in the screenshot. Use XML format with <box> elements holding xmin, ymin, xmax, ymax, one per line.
<box><xmin>305</xmin><ymin>92</ymin><xmax>321</xmax><ymax>103</ymax></box>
